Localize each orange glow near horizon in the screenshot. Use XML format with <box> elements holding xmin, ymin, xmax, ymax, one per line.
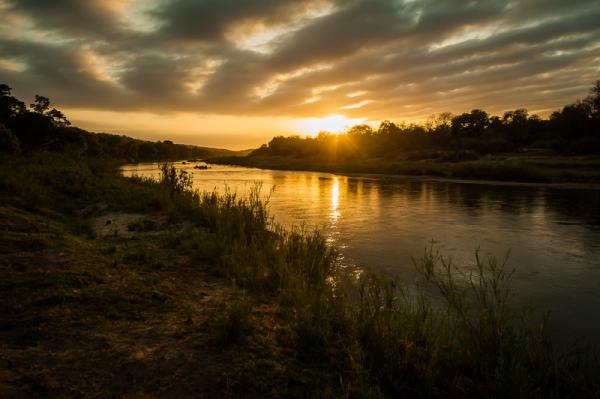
<box><xmin>2</xmin><ymin>1</ymin><xmax>596</xmax><ymax>151</ymax></box>
<box><xmin>65</xmin><ymin>108</ymin><xmax>376</xmax><ymax>149</ymax></box>
<box><xmin>296</xmin><ymin>114</ymin><xmax>368</xmax><ymax>136</ymax></box>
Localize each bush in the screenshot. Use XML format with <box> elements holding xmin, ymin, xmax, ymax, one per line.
<box><xmin>214</xmin><ymin>289</ymin><xmax>253</xmax><ymax>345</ymax></box>
<box><xmin>565</xmin><ymin>137</ymin><xmax>600</xmax><ymax>155</ymax></box>
<box><xmin>182</xmin><ymin>179</ymin><xmax>598</xmax><ymax>397</ymax></box>
<box><xmin>450</xmin><ymin>160</ymin><xmax>548</xmax><ymax>182</ymax></box>
<box><xmin>127</xmin><ymin>218</ymin><xmax>159</xmax><ymax>232</ymax></box>
<box><xmin>0</xmin><ymin>123</ymin><xmax>19</xmax><ymax>153</ymax></box>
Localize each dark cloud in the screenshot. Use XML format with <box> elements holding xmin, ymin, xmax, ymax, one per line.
<box><xmin>154</xmin><ymin>0</ymin><xmax>333</xmax><ymax>42</ymax></box>
<box><xmin>0</xmin><ymin>38</ymin><xmax>131</xmax><ymax>107</ymax></box>
<box><xmin>0</xmin><ymin>0</ymin><xmax>599</xmax><ymax>120</ymax></box>
<box><xmin>119</xmin><ymin>53</ymin><xmax>194</xmax><ymax>100</ymax></box>
<box><xmin>268</xmin><ymin>0</ymin><xmax>410</xmax><ymax>70</ymax></box>
<box><xmin>4</xmin><ymin>0</ymin><xmax>133</xmax><ymax>39</ymax></box>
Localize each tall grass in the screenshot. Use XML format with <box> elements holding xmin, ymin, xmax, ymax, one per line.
<box><xmin>6</xmin><ymin>156</ymin><xmax>593</xmax><ymax>397</ymax></box>
<box><xmin>214</xmin><ymin>287</ymin><xmax>253</xmax><ymax>345</ymax></box>
<box><xmin>155</xmin><ymin>162</ymin><xmax>598</xmax><ymax>397</ymax></box>
<box><xmin>348</xmin><ymin>252</ymin><xmax>558</xmax><ymax>397</ymax></box>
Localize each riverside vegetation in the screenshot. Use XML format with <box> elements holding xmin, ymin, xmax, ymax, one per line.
<box><xmin>1</xmin><ymin>84</ymin><xmax>599</xmax><ymax>397</ymax></box>
<box><xmin>208</xmin><ymin>81</ymin><xmax>600</xmax><ymax>183</ymax></box>
<box><xmin>1</xmin><ymin>155</ymin><xmax>600</xmax><ymax>397</ymax></box>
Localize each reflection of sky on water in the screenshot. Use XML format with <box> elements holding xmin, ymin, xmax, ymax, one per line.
<box><xmin>122</xmin><ymin>162</ymin><xmax>600</xmax><ymax>346</ymax></box>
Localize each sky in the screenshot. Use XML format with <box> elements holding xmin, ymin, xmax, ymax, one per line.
<box><xmin>1</xmin><ymin>0</ymin><xmax>599</xmax><ymax>149</ymax></box>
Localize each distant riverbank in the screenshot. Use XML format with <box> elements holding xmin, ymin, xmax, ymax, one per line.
<box><xmin>332</xmin><ymin>170</ymin><xmax>600</xmax><ymax>190</ymax></box>
<box><xmin>206</xmin><ymin>153</ymin><xmax>600</xmax><ymax>186</ymax></box>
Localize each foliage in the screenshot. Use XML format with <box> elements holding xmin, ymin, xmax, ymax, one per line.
<box><xmin>242</xmin><ymin>80</ymin><xmax>600</xmax><ymax>164</ymax></box>
<box><xmin>1</xmin><ymin>148</ymin><xmax>599</xmax><ymax>397</ymax></box>
<box><xmin>210</xmin><ymin>81</ymin><xmax>600</xmax><ymax>183</ymax></box>
<box><xmin>0</xmin><ymin>122</ymin><xmax>19</xmax><ymax>153</ymax></box>
<box><xmin>159</xmin><ymin>162</ymin><xmax>194</xmax><ymax>195</ymax></box>
<box><xmin>214</xmin><ymin>288</ymin><xmax>253</xmax><ymax>345</ymax></box>
<box><xmin>168</xmin><ymin>176</ymin><xmax>598</xmax><ymax>397</ymax></box>
<box><xmin>139</xmin><ymin>162</ymin><xmax>598</xmax><ymax>396</ymax></box>
<box><xmin>2</xmin><ymin>79</ymin><xmax>600</xmax><ymax>396</ymax></box>
<box><xmin>0</xmin><ymin>83</ymin><xmax>211</xmax><ymax>161</ymax></box>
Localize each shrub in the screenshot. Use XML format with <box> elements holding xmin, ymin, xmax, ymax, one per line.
<box><xmin>214</xmin><ymin>289</ymin><xmax>253</xmax><ymax>345</ymax></box>
<box><xmin>181</xmin><ymin>179</ymin><xmax>598</xmax><ymax>397</ymax></box>
<box><xmin>0</xmin><ymin>123</ymin><xmax>19</xmax><ymax>153</ymax></box>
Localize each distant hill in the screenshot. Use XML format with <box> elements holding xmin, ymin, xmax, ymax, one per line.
<box><xmin>0</xmin><ymin>83</ymin><xmax>246</xmax><ymax>162</ymax></box>
<box><xmin>193</xmin><ymin>146</ymin><xmax>255</xmax><ymax>158</ymax></box>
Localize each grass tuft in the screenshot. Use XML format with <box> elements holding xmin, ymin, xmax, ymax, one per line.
<box><xmin>214</xmin><ymin>287</ymin><xmax>253</xmax><ymax>345</ymax></box>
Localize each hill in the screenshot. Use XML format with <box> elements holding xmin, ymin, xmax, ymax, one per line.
<box><xmin>0</xmin><ymin>84</ymin><xmax>240</xmax><ymax>162</ymax></box>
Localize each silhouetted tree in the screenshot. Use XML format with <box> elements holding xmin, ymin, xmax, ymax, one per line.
<box><xmin>589</xmin><ymin>80</ymin><xmax>600</xmax><ymax>120</ymax></box>
<box><xmin>31</xmin><ymin>95</ymin><xmax>50</xmax><ymax>114</ymax></box>
<box><xmin>0</xmin><ymin>84</ymin><xmax>26</xmax><ymax>124</ymax></box>
<box><xmin>550</xmin><ymin>100</ymin><xmax>593</xmax><ymax>139</ymax></box>
<box><xmin>0</xmin><ymin>122</ymin><xmax>19</xmax><ymax>153</ymax></box>
<box><xmin>501</xmin><ymin>109</ymin><xmax>530</xmax><ymax>146</ymax></box>
<box><xmin>4</xmin><ymin>80</ymin><xmax>600</xmax><ymax>160</ymax></box>
<box><xmin>378</xmin><ymin>120</ymin><xmax>402</xmax><ymax>136</ymax></box>
<box><xmin>47</xmin><ymin>108</ymin><xmax>71</xmax><ymax>127</ymax></box>
<box><xmin>11</xmin><ymin>111</ymin><xmax>55</xmax><ymax>151</ymax></box>
<box><xmin>451</xmin><ymin>109</ymin><xmax>489</xmax><ymax>138</ymax></box>
<box><xmin>347</xmin><ymin>124</ymin><xmax>374</xmax><ymax>139</ymax></box>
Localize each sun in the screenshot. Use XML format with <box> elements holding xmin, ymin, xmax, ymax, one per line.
<box><xmin>297</xmin><ymin>114</ymin><xmax>366</xmax><ymax>136</ymax></box>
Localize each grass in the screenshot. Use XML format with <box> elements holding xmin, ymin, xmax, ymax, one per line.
<box><xmin>152</xmin><ymin>161</ymin><xmax>600</xmax><ymax>397</ymax></box>
<box><xmin>207</xmin><ymin>152</ymin><xmax>600</xmax><ymax>183</ymax></box>
<box><xmin>1</xmin><ymin>152</ymin><xmax>599</xmax><ymax>398</ymax></box>
<box><xmin>214</xmin><ymin>287</ymin><xmax>253</xmax><ymax>345</ymax></box>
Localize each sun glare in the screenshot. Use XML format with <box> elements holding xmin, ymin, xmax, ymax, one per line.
<box><xmin>297</xmin><ymin>114</ymin><xmax>366</xmax><ymax>136</ymax></box>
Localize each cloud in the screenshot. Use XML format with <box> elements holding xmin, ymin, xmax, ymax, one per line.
<box><xmin>153</xmin><ymin>0</ymin><xmax>334</xmax><ymax>43</ymax></box>
<box><xmin>4</xmin><ymin>0</ymin><xmax>136</xmax><ymax>39</ymax></box>
<box><xmin>0</xmin><ymin>0</ymin><xmax>599</xmax><ymax>122</ymax></box>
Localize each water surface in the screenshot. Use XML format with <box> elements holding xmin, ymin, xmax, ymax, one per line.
<box><xmin>123</xmin><ymin>162</ymin><xmax>600</xmax><ymax>345</ymax></box>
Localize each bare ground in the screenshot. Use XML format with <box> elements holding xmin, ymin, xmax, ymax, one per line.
<box><xmin>0</xmin><ymin>206</ymin><xmax>249</xmax><ymax>398</ymax></box>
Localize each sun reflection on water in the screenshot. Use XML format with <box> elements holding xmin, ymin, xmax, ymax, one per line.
<box><xmin>331</xmin><ymin>176</ymin><xmax>340</xmax><ymax>222</ymax></box>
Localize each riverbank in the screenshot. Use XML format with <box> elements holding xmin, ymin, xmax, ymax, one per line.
<box><xmin>342</xmin><ymin>171</ymin><xmax>600</xmax><ymax>190</ymax></box>
<box><xmin>1</xmin><ymin>152</ymin><xmax>599</xmax><ymax>398</ymax></box>
<box><xmin>206</xmin><ymin>153</ymin><xmax>600</xmax><ymax>186</ymax></box>
<box><xmin>0</xmin><ymin>153</ymin><xmax>339</xmax><ymax>397</ymax></box>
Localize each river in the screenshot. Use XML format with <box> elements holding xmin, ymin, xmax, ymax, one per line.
<box><xmin>122</xmin><ymin>162</ymin><xmax>600</xmax><ymax>346</ymax></box>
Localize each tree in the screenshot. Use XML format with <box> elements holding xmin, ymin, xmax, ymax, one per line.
<box><xmin>0</xmin><ymin>84</ymin><xmax>26</xmax><ymax>123</ymax></box>
<box><xmin>0</xmin><ymin>84</ymin><xmax>11</xmax><ymax>96</ymax></box>
<box><xmin>0</xmin><ymin>122</ymin><xmax>19</xmax><ymax>153</ymax></box>
<box><xmin>378</xmin><ymin>120</ymin><xmax>401</xmax><ymax>135</ymax></box>
<box><xmin>31</xmin><ymin>95</ymin><xmax>50</xmax><ymax>114</ymax></box>
<box><xmin>451</xmin><ymin>109</ymin><xmax>489</xmax><ymax>138</ymax></box>
<box><xmin>502</xmin><ymin>109</ymin><xmax>528</xmax><ymax>125</ymax></box>
<box><xmin>28</xmin><ymin>95</ymin><xmax>71</xmax><ymax>127</ymax></box>
<box><xmin>550</xmin><ymin>100</ymin><xmax>592</xmax><ymax>139</ymax></box>
<box><xmin>47</xmin><ymin>108</ymin><xmax>71</xmax><ymax>127</ymax></box>
<box><xmin>347</xmin><ymin>124</ymin><xmax>374</xmax><ymax>138</ymax></box>
<box><xmin>502</xmin><ymin>109</ymin><xmax>530</xmax><ymax>147</ymax></box>
<box><xmin>588</xmin><ymin>80</ymin><xmax>600</xmax><ymax>119</ymax></box>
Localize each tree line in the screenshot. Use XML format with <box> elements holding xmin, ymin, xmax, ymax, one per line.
<box><xmin>0</xmin><ymin>84</ymin><xmax>210</xmax><ymax>162</ymax></box>
<box><xmin>252</xmin><ymin>81</ymin><xmax>600</xmax><ymax>160</ymax></box>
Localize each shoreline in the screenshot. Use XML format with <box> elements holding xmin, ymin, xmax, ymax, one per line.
<box><xmin>338</xmin><ymin>170</ymin><xmax>600</xmax><ymax>190</ymax></box>
<box><xmin>3</xmin><ymin>153</ymin><xmax>600</xmax><ymax>397</ymax></box>
<box><xmin>205</xmin><ymin>159</ymin><xmax>600</xmax><ymax>190</ymax></box>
